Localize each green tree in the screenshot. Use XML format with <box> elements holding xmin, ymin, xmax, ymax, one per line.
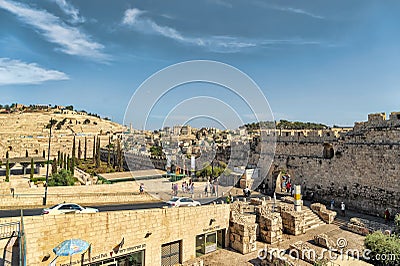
<box><xmin>57</xmin><ymin>150</ymin><xmax>61</xmax><ymax>165</ymax></box>
<box><xmin>395</xmin><ymin>213</ymin><xmax>400</xmax><ymax>233</ymax></box>
<box><xmin>71</xmin><ymin>136</ymin><xmax>76</xmax><ymax>174</ymax></box>
<box><xmin>67</xmin><ymin>154</ymin><xmax>70</xmax><ymax>171</ymax></box>
<box><xmin>63</xmin><ymin>153</ymin><xmax>67</xmax><ymax>169</ymax></box>
<box><xmin>92</xmin><ymin>136</ymin><xmax>96</xmax><ymax>163</ymax></box>
<box><xmin>5</xmin><ymin>159</ymin><xmax>9</xmax><ymax>182</ymax></box>
<box><xmin>84</xmin><ymin>137</ymin><xmax>87</xmax><ymax>160</ymax></box>
<box><xmin>30</xmin><ymin>158</ymin><xmax>34</xmax><ymax>180</ymax></box>
<box><xmin>107</xmin><ymin>136</ymin><xmax>111</xmax><ymax>166</ymax></box>
<box><xmin>96</xmin><ymin>137</ymin><xmax>101</xmax><ymax>168</ymax></box>
<box><xmin>78</xmin><ymin>139</ymin><xmax>82</xmax><ymax>160</ymax></box>
<box><xmin>116</xmin><ymin>139</ymin><xmax>122</xmax><ymax>171</ymax></box>
<box><xmin>51</xmin><ymin>158</ymin><xmax>57</xmax><ymax>176</ymax></box>
<box><xmin>48</xmin><ymin>169</ymin><xmax>75</xmax><ymax>186</ymax></box>
<box><xmin>364</xmin><ymin>231</ymin><xmax>400</xmax><ymax>266</ymax></box>
<box><xmin>150</xmin><ymin>146</ymin><xmax>163</xmax><ymax>157</ymax></box>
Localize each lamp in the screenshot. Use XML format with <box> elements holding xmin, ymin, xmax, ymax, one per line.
<box><xmin>209</xmin><ymin>218</ymin><xmax>216</xmax><ymax>226</ymax></box>
<box><xmin>145</xmin><ymin>231</ymin><xmax>152</xmax><ymax>238</ymax></box>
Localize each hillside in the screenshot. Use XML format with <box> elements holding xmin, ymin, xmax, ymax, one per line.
<box><xmin>0</xmin><ymin>111</ymin><xmax>124</xmax><ymax>159</ymax></box>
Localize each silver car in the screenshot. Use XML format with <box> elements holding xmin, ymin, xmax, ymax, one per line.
<box><xmin>166</xmin><ymin>197</ymin><xmax>201</xmax><ymax>207</ymax></box>
<box><xmin>42</xmin><ymin>203</ymin><xmax>99</xmax><ymax>215</ymax></box>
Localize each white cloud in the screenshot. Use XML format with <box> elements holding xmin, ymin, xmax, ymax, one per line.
<box><xmin>52</xmin><ymin>0</ymin><xmax>85</xmax><ymax>24</ymax></box>
<box><xmin>272</xmin><ymin>6</ymin><xmax>324</xmax><ymax>19</ymax></box>
<box><xmin>253</xmin><ymin>1</ymin><xmax>324</xmax><ymax>20</ymax></box>
<box><xmin>121</xmin><ymin>8</ymin><xmax>323</xmax><ymax>53</ymax></box>
<box><xmin>0</xmin><ymin>58</ymin><xmax>69</xmax><ymax>85</ymax></box>
<box><xmin>122</xmin><ymin>8</ymin><xmax>145</xmax><ymax>25</ymax></box>
<box><xmin>122</xmin><ymin>8</ymin><xmax>255</xmax><ymax>53</ymax></box>
<box><xmin>0</xmin><ymin>0</ymin><xmax>109</xmax><ymax>61</ymax></box>
<box><xmin>208</xmin><ymin>0</ymin><xmax>233</xmax><ymax>8</ymax></box>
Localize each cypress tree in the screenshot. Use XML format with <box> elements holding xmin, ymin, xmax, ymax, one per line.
<box><xmin>71</xmin><ymin>136</ymin><xmax>76</xmax><ymax>175</ymax></box>
<box><xmin>64</xmin><ymin>153</ymin><xmax>67</xmax><ymax>169</ymax></box>
<box><xmin>57</xmin><ymin>150</ymin><xmax>61</xmax><ymax>165</ymax></box>
<box><xmin>72</xmin><ymin>136</ymin><xmax>76</xmax><ymax>160</ymax></box>
<box><xmin>84</xmin><ymin>137</ymin><xmax>87</xmax><ymax>161</ymax></box>
<box><xmin>92</xmin><ymin>136</ymin><xmax>96</xmax><ymax>163</ymax></box>
<box><xmin>96</xmin><ymin>137</ymin><xmax>101</xmax><ymax>168</ymax></box>
<box><xmin>60</xmin><ymin>152</ymin><xmax>63</xmax><ymax>168</ymax></box>
<box><xmin>107</xmin><ymin>136</ymin><xmax>111</xmax><ymax>166</ymax></box>
<box><xmin>78</xmin><ymin>140</ymin><xmax>82</xmax><ymax>161</ymax></box>
<box><xmin>30</xmin><ymin>158</ymin><xmax>34</xmax><ymax>180</ymax></box>
<box><xmin>116</xmin><ymin>139</ymin><xmax>122</xmax><ymax>171</ymax></box>
<box><xmin>67</xmin><ymin>154</ymin><xmax>70</xmax><ymax>171</ymax></box>
<box><xmin>51</xmin><ymin>158</ymin><xmax>57</xmax><ymax>176</ymax></box>
<box><xmin>5</xmin><ymin>159</ymin><xmax>9</xmax><ymax>182</ymax></box>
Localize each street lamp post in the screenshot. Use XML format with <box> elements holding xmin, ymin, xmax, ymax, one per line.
<box><xmin>43</xmin><ymin>120</ymin><xmax>53</xmax><ymax>206</ymax></box>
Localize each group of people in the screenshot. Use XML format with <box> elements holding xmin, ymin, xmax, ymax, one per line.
<box><xmin>172</xmin><ymin>180</ymin><xmax>194</xmax><ymax>196</ymax></box>
<box><xmin>281</xmin><ymin>175</ymin><xmax>294</xmax><ymax>194</ymax></box>
<box><xmin>330</xmin><ymin>199</ymin><xmax>346</xmax><ymax>216</ymax></box>
<box><xmin>204</xmin><ymin>179</ymin><xmax>218</xmax><ymax>196</ymax></box>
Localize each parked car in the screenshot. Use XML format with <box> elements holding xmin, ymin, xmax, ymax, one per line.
<box><xmin>166</xmin><ymin>197</ymin><xmax>201</xmax><ymax>207</ymax></box>
<box><xmin>42</xmin><ymin>203</ymin><xmax>99</xmax><ymax>215</ymax></box>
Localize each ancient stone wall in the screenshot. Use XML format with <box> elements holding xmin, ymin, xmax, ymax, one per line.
<box><xmin>229</xmin><ymin>202</ymin><xmax>258</xmax><ymax>254</ymax></box>
<box><xmin>254</xmin><ymin>112</ymin><xmax>400</xmax><ymax>217</ymax></box>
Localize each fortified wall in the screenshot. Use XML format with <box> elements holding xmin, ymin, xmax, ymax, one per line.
<box><xmin>257</xmin><ymin>112</ymin><xmax>400</xmax><ymax>216</ymax></box>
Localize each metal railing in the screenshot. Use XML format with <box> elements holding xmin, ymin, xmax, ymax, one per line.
<box><xmin>0</xmin><ymin>221</ymin><xmax>20</xmax><ymax>239</ymax></box>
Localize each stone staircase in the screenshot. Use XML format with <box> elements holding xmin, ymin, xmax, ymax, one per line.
<box><xmin>1</xmin><ymin>232</ymin><xmax>19</xmax><ymax>266</ymax></box>
<box><xmin>302</xmin><ymin>206</ymin><xmax>326</xmax><ymax>231</ymax></box>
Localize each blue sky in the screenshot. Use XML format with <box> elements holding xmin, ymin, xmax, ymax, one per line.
<box><xmin>0</xmin><ymin>0</ymin><xmax>399</xmax><ymax>129</ymax></box>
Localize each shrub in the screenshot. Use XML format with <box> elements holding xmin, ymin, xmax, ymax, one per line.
<box><xmin>364</xmin><ymin>231</ymin><xmax>400</xmax><ymax>265</ymax></box>
<box><xmin>48</xmin><ymin>169</ymin><xmax>75</xmax><ymax>186</ymax></box>
<box><xmin>395</xmin><ymin>213</ymin><xmax>400</xmax><ymax>233</ymax></box>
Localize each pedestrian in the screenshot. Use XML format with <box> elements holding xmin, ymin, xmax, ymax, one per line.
<box><xmin>286</xmin><ymin>181</ymin><xmax>291</xmax><ymax>193</ymax></box>
<box><xmin>330</xmin><ymin>199</ymin><xmax>335</xmax><ymax>210</ymax></box>
<box><xmin>190</xmin><ymin>182</ymin><xmax>194</xmax><ymax>194</ymax></box>
<box><xmin>182</xmin><ymin>182</ymin><xmax>185</xmax><ymax>193</ymax></box>
<box><xmin>204</xmin><ymin>183</ymin><xmax>208</xmax><ymax>196</ymax></box>
<box><xmin>139</xmin><ymin>183</ymin><xmax>144</xmax><ymax>194</ymax></box>
<box><xmin>384</xmin><ymin>209</ymin><xmax>390</xmax><ymax>222</ymax></box>
<box><xmin>341</xmin><ymin>202</ymin><xmax>345</xmax><ymax>216</ymax></box>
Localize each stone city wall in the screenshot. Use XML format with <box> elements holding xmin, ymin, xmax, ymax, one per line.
<box><xmin>13</xmin><ymin>204</ymin><xmax>230</xmax><ymax>265</ymax></box>
<box><xmin>253</xmin><ymin>112</ymin><xmax>400</xmax><ymax>217</ymax></box>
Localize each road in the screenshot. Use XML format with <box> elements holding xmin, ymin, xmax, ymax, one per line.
<box><xmin>0</xmin><ymin>197</ymin><xmax>226</xmax><ymax>218</ymax></box>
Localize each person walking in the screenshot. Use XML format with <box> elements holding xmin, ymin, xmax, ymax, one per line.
<box><xmin>384</xmin><ymin>209</ymin><xmax>390</xmax><ymax>222</ymax></box>
<box><xmin>341</xmin><ymin>202</ymin><xmax>345</xmax><ymax>217</ymax></box>
<box><xmin>330</xmin><ymin>199</ymin><xmax>335</xmax><ymax>210</ymax></box>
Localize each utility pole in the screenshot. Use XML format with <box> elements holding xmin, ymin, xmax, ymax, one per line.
<box><xmin>43</xmin><ymin>119</ymin><xmax>53</xmax><ymax>206</ymax></box>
